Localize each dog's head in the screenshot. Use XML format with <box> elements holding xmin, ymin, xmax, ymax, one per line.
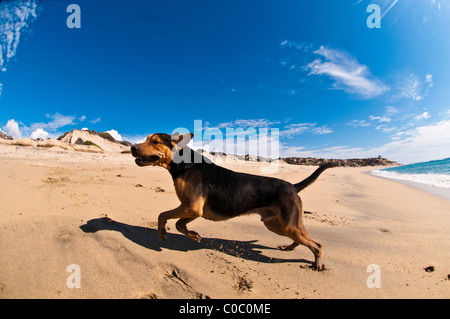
<box><xmin>130</xmin><ymin>132</ymin><xmax>193</xmax><ymax>168</ymax></box>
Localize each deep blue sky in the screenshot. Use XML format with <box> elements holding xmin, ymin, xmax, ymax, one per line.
<box><xmin>1</xmin><ymin>0</ymin><xmax>450</xmax><ymax>163</ymax></box>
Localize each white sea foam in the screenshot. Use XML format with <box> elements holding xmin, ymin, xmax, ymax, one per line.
<box><xmin>371</xmin><ymin>170</ymin><xmax>450</xmax><ymax>189</ymax></box>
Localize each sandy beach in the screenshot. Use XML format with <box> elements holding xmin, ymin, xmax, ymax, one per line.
<box><xmin>0</xmin><ymin>143</ymin><xmax>449</xmax><ymax>299</ymax></box>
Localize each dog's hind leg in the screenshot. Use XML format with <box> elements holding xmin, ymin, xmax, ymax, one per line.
<box><xmin>262</xmin><ymin>215</ymin><xmax>285</xmax><ymax>236</ymax></box>
<box><xmin>284</xmin><ymin>226</ymin><xmax>323</xmax><ymax>270</ymax></box>
<box><xmin>278</xmin><ymin>241</ymin><xmax>299</xmax><ymax>251</ymax></box>
<box><xmin>262</xmin><ymin>216</ymin><xmax>299</xmax><ymax>251</ymax></box>
<box><xmin>275</xmin><ymin>196</ymin><xmax>324</xmax><ymax>271</ymax></box>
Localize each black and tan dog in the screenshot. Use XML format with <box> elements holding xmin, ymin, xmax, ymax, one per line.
<box><xmin>131</xmin><ymin>132</ymin><xmax>335</xmax><ymax>270</ymax></box>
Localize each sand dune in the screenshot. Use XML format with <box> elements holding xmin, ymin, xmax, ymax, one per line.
<box><xmin>0</xmin><ymin>143</ymin><xmax>449</xmax><ymax>299</ymax></box>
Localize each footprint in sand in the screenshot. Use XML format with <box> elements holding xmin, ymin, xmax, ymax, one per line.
<box><xmin>164</xmin><ymin>266</ymin><xmax>210</xmax><ymax>299</ymax></box>
<box><xmin>137</xmin><ymin>292</ymin><xmax>159</xmax><ymax>299</ymax></box>
<box><xmin>57</xmin><ymin>230</ymin><xmax>73</xmax><ymax>243</ymax></box>
<box><xmin>42</xmin><ymin>176</ymin><xmax>71</xmax><ymax>187</ymax></box>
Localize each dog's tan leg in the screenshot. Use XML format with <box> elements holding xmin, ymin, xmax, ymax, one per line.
<box><xmin>176</xmin><ymin>217</ymin><xmax>201</xmax><ymax>242</ymax></box>
<box><xmin>284</xmin><ymin>226</ymin><xmax>323</xmax><ymax>270</ymax></box>
<box><xmin>262</xmin><ymin>216</ymin><xmax>299</xmax><ymax>251</ymax></box>
<box><xmin>158</xmin><ymin>204</ymin><xmax>202</xmax><ymax>241</ymax></box>
<box><xmin>263</xmin><ymin>216</ymin><xmax>285</xmax><ymax>236</ymax></box>
<box><xmin>275</xmin><ymin>196</ymin><xmax>324</xmax><ymax>271</ymax></box>
<box><xmin>158</xmin><ymin>206</ymin><xmax>183</xmax><ymax>241</ymax></box>
<box><xmin>278</xmin><ymin>242</ymin><xmax>299</xmax><ymax>251</ymax></box>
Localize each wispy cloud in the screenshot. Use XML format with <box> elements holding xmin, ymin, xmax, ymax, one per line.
<box><xmin>280</xmin><ymin>144</ymin><xmax>365</xmax><ymax>160</ymax></box>
<box><xmin>280</xmin><ymin>40</ymin><xmax>313</xmax><ymax>52</ymax></box>
<box><xmin>425</xmin><ymin>74</ymin><xmax>433</xmax><ymax>85</ymax></box>
<box><xmin>398</xmin><ymin>73</ymin><xmax>433</xmax><ymax>101</ymax></box>
<box><xmin>373</xmin><ymin>119</ymin><xmax>450</xmax><ymax>163</ymax></box>
<box><xmin>280</xmin><ymin>122</ymin><xmax>333</xmax><ymax>138</ymax></box>
<box><xmin>285</xmin><ymin>104</ymin><xmax>450</xmax><ymax>164</ymax></box>
<box><xmin>305</xmin><ymin>46</ymin><xmax>389</xmax><ymax>99</ymax></box>
<box><xmin>414</xmin><ymin>111</ymin><xmax>431</xmax><ymax>121</ymax></box>
<box><xmin>202</xmin><ymin>118</ymin><xmax>333</xmax><ymax>137</ymax></box>
<box><xmin>0</xmin><ymin>0</ymin><xmax>38</xmax><ymax>72</ymax></box>
<box><xmin>282</xmin><ymin>118</ymin><xmax>450</xmax><ymax>164</ymax></box>
<box><xmin>205</xmin><ymin>118</ymin><xmax>281</xmax><ymax>130</ymax></box>
<box><xmin>29</xmin><ymin>113</ymin><xmax>76</xmax><ymax>132</ymax></box>
<box><xmin>22</xmin><ymin>113</ymin><xmax>76</xmax><ymax>139</ymax></box>
<box><xmin>369</xmin><ymin>115</ymin><xmax>391</xmax><ymax>123</ymax></box>
<box><xmin>347</xmin><ymin>119</ymin><xmax>372</xmax><ymax>128</ymax></box>
<box><xmin>90</xmin><ymin>117</ymin><xmax>101</xmax><ymax>124</ymax></box>
<box><xmin>233</xmin><ymin>119</ymin><xmax>280</xmax><ymax>128</ymax></box>
<box><xmin>347</xmin><ymin>106</ymin><xmax>434</xmax><ymax>137</ymax></box>
<box><xmin>385</xmin><ymin>106</ymin><xmax>399</xmax><ymax>116</ymax></box>
<box><xmin>348</xmin><ymin>106</ymin><xmax>399</xmax><ymax>128</ymax></box>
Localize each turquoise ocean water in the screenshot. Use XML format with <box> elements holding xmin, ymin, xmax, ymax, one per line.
<box><xmin>371</xmin><ymin>157</ymin><xmax>450</xmax><ymax>189</ymax></box>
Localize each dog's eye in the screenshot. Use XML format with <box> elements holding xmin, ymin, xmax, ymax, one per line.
<box><xmin>152</xmin><ymin>140</ymin><xmax>159</xmax><ymax>145</ymax></box>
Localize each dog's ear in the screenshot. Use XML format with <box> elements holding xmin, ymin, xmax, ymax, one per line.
<box><xmin>171</xmin><ymin>132</ymin><xmax>194</xmax><ymax>149</ymax></box>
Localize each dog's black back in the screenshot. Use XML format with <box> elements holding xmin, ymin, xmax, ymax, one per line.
<box><xmin>169</xmin><ymin>147</ymin><xmax>295</xmax><ymax>219</ymax></box>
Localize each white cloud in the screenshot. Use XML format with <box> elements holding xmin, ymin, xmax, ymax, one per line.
<box><xmin>106</xmin><ymin>129</ymin><xmax>123</xmax><ymax>141</ymax></box>
<box><xmin>29</xmin><ymin>113</ymin><xmax>76</xmax><ymax>132</ymax></box>
<box><xmin>400</xmin><ymin>74</ymin><xmax>423</xmax><ymax>100</ymax></box>
<box><xmin>0</xmin><ymin>0</ymin><xmax>38</xmax><ymax>72</ymax></box>
<box><xmin>79</xmin><ymin>115</ymin><xmax>86</xmax><ymax>121</ymax></box>
<box><xmin>205</xmin><ymin>119</ymin><xmax>332</xmax><ymax>138</ymax></box>
<box><xmin>233</xmin><ymin>119</ymin><xmax>280</xmax><ymax>128</ymax></box>
<box><xmin>280</xmin><ymin>144</ymin><xmax>365</xmax><ymax>159</ymax></box>
<box><xmin>372</xmin><ymin>119</ymin><xmax>450</xmax><ymax>163</ymax></box>
<box><xmin>280</xmin><ymin>40</ymin><xmax>312</xmax><ymax>52</ymax></box>
<box><xmin>348</xmin><ymin>106</ymin><xmax>399</xmax><ymax>128</ymax></box>
<box><xmin>3</xmin><ymin>119</ymin><xmax>21</xmax><ymax>139</ymax></box>
<box><xmin>385</xmin><ymin>106</ymin><xmax>399</xmax><ymax>116</ymax></box>
<box><xmin>90</xmin><ymin>117</ymin><xmax>101</xmax><ymax>124</ymax></box>
<box><xmin>5</xmin><ymin>113</ymin><xmax>82</xmax><ymax>139</ymax></box>
<box><xmin>369</xmin><ymin>115</ymin><xmax>391</xmax><ymax>123</ymax></box>
<box><xmin>282</xmin><ymin>119</ymin><xmax>450</xmax><ymax>164</ymax></box>
<box><xmin>207</xmin><ymin>119</ymin><xmax>280</xmax><ymax>130</ymax></box>
<box><xmin>121</xmin><ymin>134</ymin><xmax>147</xmax><ymax>144</ymax></box>
<box><xmin>30</xmin><ymin>128</ymin><xmax>49</xmax><ymax>140</ymax></box>
<box><xmin>347</xmin><ymin>119</ymin><xmax>371</xmax><ymax>127</ymax></box>
<box><xmin>281</xmin><ymin>123</ymin><xmax>333</xmax><ymax>137</ymax></box>
<box><xmin>313</xmin><ymin>126</ymin><xmax>334</xmax><ymax>135</ymax></box>
<box><xmin>193</xmin><ymin>128</ymin><xmax>281</xmax><ymax>159</ymax></box>
<box><xmin>375</xmin><ymin>125</ymin><xmax>396</xmax><ymax>133</ymax></box>
<box><xmin>414</xmin><ymin>111</ymin><xmax>431</xmax><ymax>121</ymax></box>
<box><xmin>399</xmin><ymin>73</ymin><xmax>433</xmax><ymax>101</ymax></box>
<box><xmin>305</xmin><ymin>46</ymin><xmax>389</xmax><ymax>99</ymax></box>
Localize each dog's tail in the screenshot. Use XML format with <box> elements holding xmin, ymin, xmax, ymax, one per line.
<box><xmin>294</xmin><ymin>161</ymin><xmax>337</xmax><ymax>192</ymax></box>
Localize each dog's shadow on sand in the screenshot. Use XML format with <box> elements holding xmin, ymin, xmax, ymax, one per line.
<box><xmin>80</xmin><ymin>217</ymin><xmax>310</xmax><ymax>265</ymax></box>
